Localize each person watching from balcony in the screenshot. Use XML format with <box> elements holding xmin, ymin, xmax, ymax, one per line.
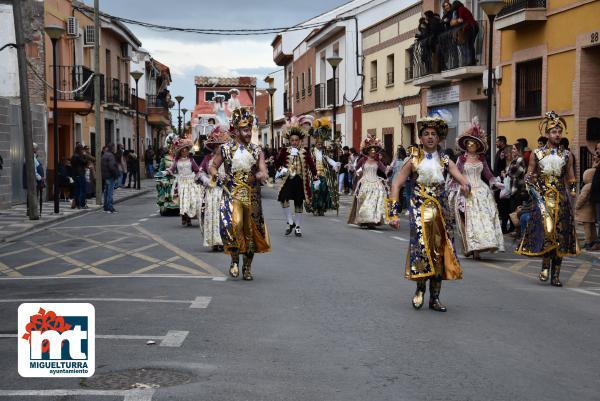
<box><xmin>450</xmin><ymin>0</ymin><xmax>479</xmax><ymax>66</ymax></box>
<box><xmin>441</xmin><ymin>0</ymin><xmax>454</xmax><ymax>31</ymax></box>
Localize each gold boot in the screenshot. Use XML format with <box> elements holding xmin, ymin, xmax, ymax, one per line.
<box><xmin>412</xmin><ymin>281</ymin><xmax>426</xmax><ymax>309</ymax></box>
<box><xmin>229</xmin><ymin>250</ymin><xmax>240</xmax><ymax>278</ymax></box>
<box><xmin>551</xmin><ymin>260</ymin><xmax>562</xmax><ymax>287</ymax></box>
<box><xmin>242</xmin><ymin>253</ymin><xmax>254</xmax><ymax>281</ymax></box>
<box><xmin>539</xmin><ymin>258</ymin><xmax>550</xmax><ymax>282</ymax></box>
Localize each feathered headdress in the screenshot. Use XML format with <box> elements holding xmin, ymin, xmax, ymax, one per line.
<box><xmin>231</xmin><ymin>107</ymin><xmax>254</xmax><ymax>130</ymax></box>
<box><xmin>283</xmin><ymin>115</ymin><xmax>307</xmax><ymax>139</ymax></box>
<box><xmin>539</xmin><ymin>111</ymin><xmax>567</xmax><ymax>134</ymax></box>
<box><xmin>417</xmin><ymin>116</ymin><xmax>449</xmax><ymax>140</ymax></box>
<box><xmin>361</xmin><ymin>133</ymin><xmax>383</xmax><ymax>155</ymax></box>
<box><xmin>173</xmin><ymin>137</ymin><xmax>193</xmax><ymax>154</ymax></box>
<box><xmin>311</xmin><ymin>117</ymin><xmax>332</xmax><ymax>141</ymax></box>
<box><xmin>205</xmin><ymin>124</ymin><xmax>231</xmax><ymax>149</ymax></box>
<box><xmin>457</xmin><ymin>116</ymin><xmax>487</xmax><ymax>153</ymax></box>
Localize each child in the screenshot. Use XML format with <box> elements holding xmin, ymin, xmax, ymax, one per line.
<box><xmin>576</xmin><ymin>168</ymin><xmax>598</xmax><ymax>250</ymax></box>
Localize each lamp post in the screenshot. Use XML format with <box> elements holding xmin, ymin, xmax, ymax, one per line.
<box><xmin>266</xmin><ymin>87</ymin><xmax>276</xmax><ymax>150</ymax></box>
<box><xmin>181</xmin><ymin>108</ymin><xmax>188</xmax><ymax>138</ymax></box>
<box><xmin>131</xmin><ymin>70</ymin><xmax>143</xmax><ymax>190</ymax></box>
<box><xmin>175</xmin><ymin>95</ymin><xmax>184</xmax><ymax>136</ymax></box>
<box><xmin>327</xmin><ymin>56</ymin><xmax>343</xmax><ymax>147</ymax></box>
<box><xmin>45</xmin><ymin>25</ymin><xmax>65</xmax><ymax>214</ymax></box>
<box><xmin>480</xmin><ymin>0</ymin><xmax>506</xmax><ymax>165</ymax></box>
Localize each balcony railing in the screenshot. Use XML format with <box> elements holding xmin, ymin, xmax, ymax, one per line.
<box><xmin>106</xmin><ymin>79</ymin><xmax>121</xmax><ymax>104</ymax></box>
<box><xmin>302</xmin><ymin>88</ymin><xmax>306</xmax><ymax>98</ymax></box>
<box><xmin>315</xmin><ymin>84</ymin><xmax>325</xmax><ymax>109</ymax></box>
<box><xmin>120</xmin><ymin>83</ymin><xmax>130</xmax><ymax>108</ymax></box>
<box><xmin>405</xmin><ymin>65</ymin><xmax>414</xmax><ymax>81</ymax></box>
<box><xmin>51</xmin><ymin>65</ymin><xmax>95</xmax><ymax>102</ymax></box>
<box><xmin>326</xmin><ymin>77</ymin><xmax>338</xmax><ymax>107</ymax></box>
<box><xmin>386</xmin><ymin>71</ymin><xmax>394</xmax><ymax>86</ymax></box>
<box><xmin>307</xmin><ymin>86</ymin><xmax>312</xmax><ymax>96</ymax></box>
<box><xmin>370</xmin><ymin>76</ymin><xmax>378</xmax><ymax>90</ymax></box>
<box><xmin>411</xmin><ymin>20</ymin><xmax>486</xmax><ymax>79</ymax></box>
<box><xmin>498</xmin><ymin>0</ymin><xmax>546</xmax><ymax>17</ymax></box>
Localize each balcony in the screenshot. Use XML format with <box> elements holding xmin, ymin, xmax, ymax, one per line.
<box><xmin>326</xmin><ymin>77</ymin><xmax>338</xmax><ymax>107</ymax></box>
<box><xmin>496</xmin><ymin>0</ymin><xmax>547</xmax><ymax>31</ymax></box>
<box><xmin>146</xmin><ymin>94</ymin><xmax>170</xmax><ymax>126</ymax></box>
<box><xmin>51</xmin><ymin>65</ymin><xmax>103</xmax><ymax>111</ymax></box>
<box><xmin>411</xmin><ymin>20</ymin><xmax>486</xmax><ymax>87</ymax></box>
<box><xmin>106</xmin><ymin>79</ymin><xmax>121</xmax><ymax>105</ymax></box>
<box><xmin>273</xmin><ymin>41</ymin><xmax>293</xmax><ymax>66</ymax></box>
<box><xmin>120</xmin><ymin>83</ymin><xmax>130</xmax><ymax>109</ymax></box>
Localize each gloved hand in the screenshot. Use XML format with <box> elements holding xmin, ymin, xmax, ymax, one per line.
<box><xmin>313</xmin><ymin>180</ymin><xmax>321</xmax><ymax>190</ymax></box>
<box><xmin>290</xmin><ymin>148</ymin><xmax>299</xmax><ymax>156</ymax></box>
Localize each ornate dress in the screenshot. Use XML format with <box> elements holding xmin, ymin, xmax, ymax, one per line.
<box><xmin>219</xmin><ymin>141</ymin><xmax>271</xmax><ymax>254</ymax></box>
<box><xmin>199</xmin><ymin>155</ymin><xmax>223</xmax><ymax>247</ymax></box>
<box><xmin>405</xmin><ymin>149</ymin><xmax>462</xmax><ymax>281</ymax></box>
<box><xmin>347</xmin><ymin>160</ymin><xmax>388</xmax><ymax>225</ymax></box>
<box><xmin>167</xmin><ymin>157</ymin><xmax>203</xmax><ymax>218</ymax></box>
<box><xmin>450</xmin><ymin>157</ymin><xmax>505</xmax><ymax>255</ymax></box>
<box><xmin>311</xmin><ymin>147</ymin><xmax>338</xmax><ymax>215</ymax></box>
<box><xmin>155</xmin><ymin>154</ymin><xmax>179</xmax><ymax>214</ymax></box>
<box><xmin>516</xmin><ymin>147</ymin><xmax>580</xmax><ymax>257</ymax></box>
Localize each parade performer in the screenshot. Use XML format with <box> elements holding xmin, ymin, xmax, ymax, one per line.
<box><xmin>198</xmin><ymin>124</ymin><xmax>231</xmax><ymax>251</ymax></box>
<box><xmin>388</xmin><ymin>117</ymin><xmax>471</xmax><ymax>312</ymax></box>
<box><xmin>155</xmin><ymin>133</ymin><xmax>180</xmax><ymax>216</ymax></box>
<box><xmin>163</xmin><ymin>137</ymin><xmax>203</xmax><ymax>227</ymax></box>
<box><xmin>348</xmin><ymin>134</ymin><xmax>388</xmax><ymax>228</ymax></box>
<box><xmin>275</xmin><ymin>116</ymin><xmax>317</xmax><ymax>237</ymax></box>
<box><xmin>516</xmin><ymin>111</ymin><xmax>580</xmax><ymax>286</ymax></box>
<box><xmin>213</xmin><ymin>93</ymin><xmax>229</xmax><ymax>125</ymax></box>
<box><xmin>449</xmin><ymin>117</ymin><xmax>505</xmax><ymax>259</ymax></box>
<box><xmin>310</xmin><ymin>117</ymin><xmax>340</xmax><ymax>216</ymax></box>
<box><xmin>210</xmin><ymin>108</ymin><xmax>270</xmax><ymax>280</ymax></box>
<box><xmin>227</xmin><ymin>88</ymin><xmax>241</xmax><ymax>112</ymax></box>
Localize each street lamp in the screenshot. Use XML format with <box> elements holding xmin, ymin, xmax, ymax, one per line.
<box><xmin>130</xmin><ymin>70</ymin><xmax>143</xmax><ymax>190</ymax></box>
<box><xmin>45</xmin><ymin>24</ymin><xmax>65</xmax><ymax>214</ymax></box>
<box><xmin>181</xmin><ymin>108</ymin><xmax>188</xmax><ymax>138</ymax></box>
<box><xmin>480</xmin><ymin>0</ymin><xmax>506</xmax><ymax>164</ymax></box>
<box><xmin>175</xmin><ymin>95</ymin><xmax>184</xmax><ymax>136</ymax></box>
<box><xmin>327</xmin><ymin>56</ymin><xmax>343</xmax><ymax>148</ymax></box>
<box><xmin>266</xmin><ymin>87</ymin><xmax>276</xmax><ymax>150</ymax></box>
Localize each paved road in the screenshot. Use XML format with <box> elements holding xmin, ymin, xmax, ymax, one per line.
<box><xmin>0</xmin><ymin>188</ymin><xmax>598</xmax><ymax>401</ymax></box>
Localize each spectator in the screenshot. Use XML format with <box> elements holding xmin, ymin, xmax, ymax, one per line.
<box><xmin>116</xmin><ymin>144</ymin><xmax>126</xmax><ymax>188</ymax></box>
<box><xmin>494</xmin><ymin>135</ymin><xmax>507</xmax><ymax>175</ymax></box>
<box><xmin>101</xmin><ymin>143</ymin><xmax>119</xmax><ymax>213</ymax></box>
<box><xmin>339</xmin><ymin>146</ymin><xmax>351</xmax><ymax>194</ymax></box>
<box><xmin>537</xmin><ymin>136</ymin><xmax>548</xmax><ymax>148</ymax></box>
<box><xmin>559</xmin><ymin>137</ymin><xmax>575</xmax><ymax>169</ymax></box>
<box><xmin>508</xmin><ymin>143</ymin><xmax>527</xmax><ymax>234</ymax></box>
<box><xmin>57</xmin><ymin>158</ymin><xmax>73</xmax><ymax>200</ymax></box>
<box><xmin>516</xmin><ymin>138</ymin><xmax>531</xmax><ymax>166</ymax></box>
<box><xmin>450</xmin><ymin>0</ymin><xmax>479</xmax><ymax>66</ymax></box>
<box><xmin>82</xmin><ymin>145</ymin><xmax>96</xmax><ymax>198</ymax></box>
<box><xmin>441</xmin><ymin>0</ymin><xmax>453</xmax><ymax>31</ymax></box>
<box><xmin>590</xmin><ymin>142</ymin><xmax>600</xmax><ymax>249</ymax></box>
<box><xmin>576</xmin><ymin>167</ymin><xmax>598</xmax><ymax>250</ymax></box>
<box><xmin>70</xmin><ymin>144</ymin><xmax>88</xmax><ymax>209</ymax></box>
<box><xmin>144</xmin><ymin>145</ymin><xmax>155</xmax><ymax>178</ymax></box>
<box><xmin>126</xmin><ymin>150</ymin><xmax>138</xmax><ymax>188</ymax></box>
<box><xmin>498</xmin><ymin>145</ymin><xmax>513</xmax><ymax>233</ymax></box>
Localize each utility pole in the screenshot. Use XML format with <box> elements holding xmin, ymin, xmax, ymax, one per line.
<box><xmin>12</xmin><ymin>0</ymin><xmax>39</xmax><ymax>219</ymax></box>
<box><xmin>94</xmin><ymin>0</ymin><xmax>102</xmax><ymax>205</ymax></box>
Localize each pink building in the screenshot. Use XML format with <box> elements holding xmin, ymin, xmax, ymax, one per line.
<box><xmin>191</xmin><ymin>76</ymin><xmax>257</xmax><ymax>138</ymax></box>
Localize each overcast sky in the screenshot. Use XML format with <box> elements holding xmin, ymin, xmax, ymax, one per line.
<box><xmin>84</xmin><ymin>0</ymin><xmax>349</xmax><ymax>116</ymax></box>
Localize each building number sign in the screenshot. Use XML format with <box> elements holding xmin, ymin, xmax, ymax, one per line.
<box><xmin>592</xmin><ymin>32</ymin><xmax>599</xmax><ymax>44</ymax></box>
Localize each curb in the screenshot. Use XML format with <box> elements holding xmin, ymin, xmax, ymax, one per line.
<box><xmin>0</xmin><ymin>188</ymin><xmax>151</xmax><ymax>243</ymax></box>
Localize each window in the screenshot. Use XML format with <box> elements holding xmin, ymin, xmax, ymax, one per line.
<box><xmin>204</xmin><ymin>91</ymin><xmax>230</xmax><ymax>102</ymax></box>
<box><xmin>295</xmin><ymin>76</ymin><xmax>299</xmax><ymax>102</ymax></box>
<box><xmin>370</xmin><ymin>60</ymin><xmax>377</xmax><ymax>90</ymax></box>
<box><xmin>308</xmin><ymin>68</ymin><xmax>313</xmax><ymax>96</ymax></box>
<box><xmin>405</xmin><ymin>48</ymin><xmax>414</xmax><ymax>81</ymax></box>
<box><xmin>301</xmin><ymin>72</ymin><xmax>305</xmax><ymax>98</ymax></box>
<box><xmin>515</xmin><ymin>58</ymin><xmax>542</xmax><ymax>118</ymax></box>
<box><xmin>386</xmin><ymin>54</ymin><xmax>394</xmax><ymax>86</ymax></box>
<box><xmin>333</xmin><ymin>42</ymin><xmax>339</xmax><ymax>57</ymax></box>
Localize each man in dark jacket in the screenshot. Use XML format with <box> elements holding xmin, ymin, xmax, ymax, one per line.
<box><xmin>71</xmin><ymin>144</ymin><xmax>88</xmax><ymax>209</ymax></box>
<box><xmin>101</xmin><ymin>143</ymin><xmax>119</xmax><ymax>213</ymax></box>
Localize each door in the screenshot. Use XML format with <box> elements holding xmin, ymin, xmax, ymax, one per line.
<box><xmin>352</xmin><ymin>103</ymin><xmax>362</xmax><ymax>149</ymax></box>
<box><xmin>104</xmin><ymin>119</ymin><xmax>114</xmax><ymax>146</ymax></box>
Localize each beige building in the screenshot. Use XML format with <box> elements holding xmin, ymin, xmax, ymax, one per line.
<box><xmin>361</xmin><ymin>2</ymin><xmax>422</xmax><ymax>159</ymax></box>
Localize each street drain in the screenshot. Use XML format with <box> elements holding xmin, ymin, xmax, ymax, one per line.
<box><xmin>80</xmin><ymin>368</ymin><xmax>193</xmax><ymax>390</ymax></box>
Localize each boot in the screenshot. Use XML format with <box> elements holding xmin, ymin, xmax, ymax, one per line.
<box><xmin>181</xmin><ymin>215</ymin><xmax>187</xmax><ymax>226</ymax></box>
<box><xmin>285</xmin><ymin>223</ymin><xmax>295</xmax><ymax>235</ymax></box>
<box><xmin>229</xmin><ymin>251</ymin><xmax>240</xmax><ymax>278</ymax></box>
<box><xmin>429</xmin><ymin>279</ymin><xmax>447</xmax><ymax>312</ymax></box>
<box><xmin>294</xmin><ymin>226</ymin><xmax>302</xmax><ymax>237</ymax></box>
<box><xmin>551</xmin><ymin>258</ymin><xmax>562</xmax><ymax>287</ymax></box>
<box><xmin>242</xmin><ymin>252</ymin><xmax>254</xmax><ymax>281</ymax></box>
<box><xmin>539</xmin><ymin>258</ymin><xmax>550</xmax><ymax>282</ymax></box>
<box><xmin>412</xmin><ymin>280</ymin><xmax>426</xmax><ymax>309</ymax></box>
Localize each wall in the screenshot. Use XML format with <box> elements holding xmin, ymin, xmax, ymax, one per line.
<box><xmin>292</xmin><ymin>47</ymin><xmax>316</xmax><ymax>115</ymax></box>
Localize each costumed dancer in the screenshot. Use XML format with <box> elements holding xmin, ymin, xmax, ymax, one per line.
<box><xmin>213</xmin><ymin>93</ymin><xmax>229</xmax><ymax>125</ymax></box>
<box><xmin>347</xmin><ymin>134</ymin><xmax>389</xmax><ymax>228</ymax></box>
<box><xmin>198</xmin><ymin>124</ymin><xmax>231</xmax><ymax>251</ymax></box>
<box><xmin>227</xmin><ymin>88</ymin><xmax>241</xmax><ymax>113</ymax></box>
<box><xmin>163</xmin><ymin>137</ymin><xmax>203</xmax><ymax>227</ymax></box>
<box><xmin>388</xmin><ymin>117</ymin><xmax>471</xmax><ymax>312</ymax></box>
<box><xmin>275</xmin><ymin>116</ymin><xmax>317</xmax><ymax>237</ymax></box>
<box><xmin>449</xmin><ymin>117</ymin><xmax>505</xmax><ymax>259</ymax></box>
<box><xmin>310</xmin><ymin>117</ymin><xmax>340</xmax><ymax>216</ymax></box>
<box><xmin>210</xmin><ymin>108</ymin><xmax>271</xmax><ymax>280</ymax></box>
<box><xmin>516</xmin><ymin>111</ymin><xmax>580</xmax><ymax>286</ymax></box>
<box><xmin>155</xmin><ymin>133</ymin><xmax>179</xmax><ymax>216</ymax></box>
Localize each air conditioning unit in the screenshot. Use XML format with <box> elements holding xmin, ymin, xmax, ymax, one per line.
<box><xmin>83</xmin><ymin>26</ymin><xmax>95</xmax><ymax>47</ymax></box>
<box><xmin>121</xmin><ymin>43</ymin><xmax>132</xmax><ymax>60</ymax></box>
<box><xmin>67</xmin><ymin>17</ymin><xmax>79</xmax><ymax>37</ymax></box>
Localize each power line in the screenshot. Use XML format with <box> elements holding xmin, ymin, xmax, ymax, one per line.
<box><xmin>74</xmin><ymin>4</ymin><xmax>342</xmax><ymax>36</ymax></box>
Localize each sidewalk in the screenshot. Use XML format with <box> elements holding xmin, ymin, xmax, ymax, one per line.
<box><xmin>0</xmin><ymin>179</ymin><xmax>155</xmax><ymax>242</ymax></box>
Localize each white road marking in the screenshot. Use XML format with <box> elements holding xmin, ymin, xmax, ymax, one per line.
<box><xmin>212</xmin><ymin>276</ymin><xmax>227</xmax><ymax>281</ymax></box>
<box><xmin>0</xmin><ymin>389</ymin><xmax>155</xmax><ymax>400</ymax></box>
<box><xmin>566</xmin><ymin>263</ymin><xmax>591</xmax><ymax>288</ymax></box>
<box><xmin>139</xmin><ymin>218</ymin><xmax>149</xmax><ymax>222</ymax></box>
<box><xmin>392</xmin><ymin>236</ymin><xmax>409</xmax><ymax>242</ymax></box>
<box><xmin>568</xmin><ymin>288</ymin><xmax>600</xmax><ymax>297</ymax></box>
<box><xmin>372</xmin><ymin>230</ymin><xmax>383</xmax><ymax>234</ymax></box>
<box><xmin>328</xmin><ymin>218</ymin><xmax>340</xmax><ymax>222</ymax></box>
<box><xmin>160</xmin><ymin>330</ymin><xmax>189</xmax><ymax>347</ymax></box>
<box><xmin>132</xmin><ymin>223</ymin><xmax>140</xmax><ymax>226</ymax></box>
<box><xmin>510</xmin><ymin>260</ymin><xmax>530</xmax><ymax>272</ymax></box>
<box><xmin>190</xmin><ymin>296</ymin><xmax>212</xmax><ymax>309</ymax></box>
<box><xmin>0</xmin><ymin>274</ymin><xmax>217</xmax><ymax>281</ymax></box>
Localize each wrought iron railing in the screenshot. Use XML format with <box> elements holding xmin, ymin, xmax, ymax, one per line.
<box><xmin>411</xmin><ymin>19</ymin><xmax>486</xmax><ymax>79</ymax></box>
<box><xmin>387</xmin><ymin>71</ymin><xmax>394</xmax><ymax>85</ymax></box>
<box><xmin>370</xmin><ymin>76</ymin><xmax>378</xmax><ymax>90</ymax></box>
<box><xmin>405</xmin><ymin>65</ymin><xmax>414</xmax><ymax>81</ymax></box>
<box><xmin>51</xmin><ymin>65</ymin><xmax>96</xmax><ymax>102</ymax></box>
<box><xmin>498</xmin><ymin>0</ymin><xmax>546</xmax><ymax>17</ymax></box>
<box><xmin>106</xmin><ymin>79</ymin><xmax>121</xmax><ymax>104</ymax></box>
